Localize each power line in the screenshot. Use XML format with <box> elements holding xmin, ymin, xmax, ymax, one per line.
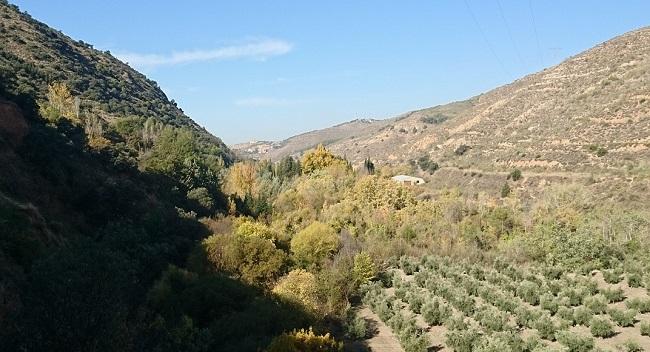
<box><xmin>496</xmin><ymin>0</ymin><xmax>526</xmax><ymax>68</ymax></box>
<box><xmin>463</xmin><ymin>0</ymin><xmax>511</xmax><ymax>79</ymax></box>
<box><xmin>528</xmin><ymin>0</ymin><xmax>543</xmax><ymax>66</ymax></box>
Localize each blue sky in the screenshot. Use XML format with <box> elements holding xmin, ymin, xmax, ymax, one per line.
<box><xmin>12</xmin><ymin>1</ymin><xmax>650</xmax><ymax>144</ymax></box>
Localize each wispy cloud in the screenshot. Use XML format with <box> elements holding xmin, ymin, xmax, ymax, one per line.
<box><xmin>234</xmin><ymin>97</ymin><xmax>304</xmax><ymax>108</ymax></box>
<box><xmin>115</xmin><ymin>39</ymin><xmax>293</xmax><ymax>68</ymax></box>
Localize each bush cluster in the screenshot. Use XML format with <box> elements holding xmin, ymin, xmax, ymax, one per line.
<box><xmin>589</xmin><ymin>317</ymin><xmax>615</xmax><ymax>338</ymax></box>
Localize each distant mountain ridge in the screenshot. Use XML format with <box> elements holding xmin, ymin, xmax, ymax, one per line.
<box><xmin>237</xmin><ymin>27</ymin><xmax>650</xmax><ymax>177</ymax></box>
<box><xmin>232</xmin><ymin>118</ymin><xmax>392</xmax><ymax>160</ymax></box>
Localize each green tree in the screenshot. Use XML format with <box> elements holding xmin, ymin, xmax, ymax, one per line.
<box><xmin>187</xmin><ymin>187</ymin><xmax>215</xmax><ymax>210</ymax></box>
<box><xmin>202</xmin><ymin>233</ymin><xmax>287</xmax><ymax>286</ymax></box>
<box><xmin>142</xmin><ymin>127</ymin><xmax>220</xmax><ymax>191</ymax></box>
<box><xmin>363</xmin><ymin>158</ymin><xmax>375</xmax><ymax>175</ymax></box>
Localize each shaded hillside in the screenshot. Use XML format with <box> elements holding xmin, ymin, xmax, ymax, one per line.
<box><xmin>232</xmin><ymin>118</ymin><xmax>392</xmax><ymax>161</ymax></box>
<box><xmin>0</xmin><ymin>2</ymin><xmax>317</xmax><ymax>351</ymax></box>
<box><xmin>327</xmin><ymin>27</ymin><xmax>650</xmax><ymax>174</ymax></box>
<box><xmin>0</xmin><ymin>0</ymin><xmax>231</xmax><ymax>162</ymax></box>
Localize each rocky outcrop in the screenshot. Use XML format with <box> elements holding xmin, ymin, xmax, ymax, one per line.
<box><xmin>0</xmin><ymin>100</ymin><xmax>28</xmax><ymax>147</ymax></box>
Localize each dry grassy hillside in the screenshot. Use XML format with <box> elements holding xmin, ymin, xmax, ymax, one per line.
<box><xmin>232</xmin><ymin>118</ymin><xmax>392</xmax><ymax>160</ymax></box>
<box><xmin>328</xmin><ymin>27</ymin><xmax>650</xmax><ymax>175</ymax></box>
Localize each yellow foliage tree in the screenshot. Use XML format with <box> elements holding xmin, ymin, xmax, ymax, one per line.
<box><xmin>266</xmin><ymin>327</ymin><xmax>343</xmax><ymax>352</ymax></box>
<box><xmin>39</xmin><ymin>82</ymin><xmax>79</xmax><ymax>123</ymax></box>
<box><xmin>272</xmin><ymin>269</ymin><xmax>320</xmax><ymax>314</ymax></box>
<box><xmin>234</xmin><ymin>218</ymin><xmax>278</xmax><ymax>242</ymax></box>
<box><xmin>350</xmin><ymin>175</ymin><xmax>415</xmax><ymax>210</ymax></box>
<box><xmin>301</xmin><ymin>144</ymin><xmax>348</xmax><ymax>174</ymax></box>
<box><xmin>352</xmin><ymin>252</ymin><xmax>376</xmax><ymax>285</ymax></box>
<box><xmin>225</xmin><ymin>161</ymin><xmax>258</xmax><ymax>197</ymax></box>
<box><xmin>290</xmin><ymin>221</ymin><xmax>340</xmax><ymax>268</ymax></box>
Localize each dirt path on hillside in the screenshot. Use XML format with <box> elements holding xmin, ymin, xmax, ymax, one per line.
<box><xmin>439</xmin><ymin>166</ymin><xmax>593</xmax><ymax>180</ymax></box>
<box><xmin>350</xmin><ymin>307</ymin><xmax>404</xmax><ymax>352</ymax></box>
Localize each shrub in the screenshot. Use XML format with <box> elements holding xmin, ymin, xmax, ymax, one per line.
<box><xmin>455</xmin><ymin>294</ymin><xmax>476</xmax><ymax>315</ymax></box>
<box><xmin>628</xmin><ymin>273</ymin><xmax>644</xmax><ymax>288</ymax></box>
<box><xmin>508</xmin><ymin>169</ymin><xmax>522</xmax><ymax>181</ymax></box>
<box><xmin>602</xmin><ymin>269</ymin><xmax>623</xmax><ymax>284</ymax></box>
<box><xmin>557</xmin><ymin>306</ymin><xmax>575</xmax><ymax>325</ymax></box>
<box><xmin>625</xmin><ymin>298</ymin><xmax>650</xmax><ymax>313</ymax></box>
<box><xmin>600</xmin><ymin>287</ymin><xmax>625</xmax><ymax>303</ymax></box>
<box><xmin>534</xmin><ymin>314</ymin><xmax>558</xmax><ymax>341</ymax></box>
<box><xmin>640</xmin><ymin>321</ymin><xmax>650</xmax><ymax>336</ymax></box>
<box><xmin>267</xmin><ymin>327</ymin><xmax>343</xmax><ymax>352</ymax></box>
<box><xmin>397</xmin><ymin>325</ymin><xmax>430</xmax><ymax>352</ymax></box>
<box><xmin>377</xmin><ymin>270</ymin><xmax>394</xmax><ymax>288</ymax></box>
<box><xmin>399</xmin><ymin>256</ymin><xmax>418</xmax><ymax>275</ymax></box>
<box><xmin>517</xmin><ymin>280</ymin><xmax>541</xmax><ymax>305</ymax></box>
<box><xmin>589</xmin><ymin>317</ymin><xmax>615</xmax><ymax>338</ymax></box>
<box><xmin>573</xmin><ymin>306</ymin><xmax>593</xmax><ymax>326</ymax></box>
<box><xmin>608</xmin><ymin>308</ymin><xmax>636</xmax><ymax>327</ymax></box>
<box><xmin>407</xmin><ymin>292</ymin><xmax>425</xmax><ymax>314</ymax></box>
<box><xmin>620</xmin><ymin>339</ymin><xmax>643</xmax><ymax>352</ymax></box>
<box><xmin>559</xmin><ymin>288</ymin><xmax>586</xmax><ymax>306</ymax></box>
<box><xmin>444</xmin><ymin>314</ymin><xmax>468</xmax><ymax>331</ymax></box>
<box><xmin>555</xmin><ymin>331</ymin><xmax>594</xmax><ymax>352</ymax></box>
<box><xmin>454</xmin><ymin>144</ymin><xmax>470</xmax><ymax>156</ymax></box>
<box><xmin>543</xmin><ymin>266</ymin><xmax>563</xmax><ymax>280</ymax></box>
<box><xmin>475</xmin><ymin>306</ymin><xmax>511</xmax><ymax>332</ymax></box>
<box><xmin>544</xmin><ymin>280</ymin><xmax>563</xmax><ymax>296</ymax></box>
<box><xmin>577</xmin><ymin>278</ymin><xmax>599</xmax><ymax>295</ymax></box>
<box><xmin>445</xmin><ymin>328</ymin><xmax>481</xmax><ymax>352</ymax></box>
<box><xmin>584</xmin><ymin>294</ymin><xmax>608</xmax><ymax>314</ymax></box>
<box><xmin>395</xmin><ymin>285</ymin><xmax>408</xmax><ymax>300</ymax></box>
<box><xmin>523</xmin><ymin>334</ymin><xmax>543</xmax><ymax>352</ymax></box>
<box><xmin>540</xmin><ymin>293</ymin><xmax>559</xmax><ymax>315</ymax></box>
<box><xmin>501</xmin><ymin>183</ymin><xmax>511</xmax><ymax>198</ymax></box>
<box><xmin>515</xmin><ymin>306</ymin><xmax>542</xmax><ymax>329</ymax></box>
<box><xmin>421</xmin><ymin>298</ymin><xmax>452</xmax><ymax>326</ymax></box>
<box><xmin>344</xmin><ymin>314</ymin><xmax>368</xmax><ymax>340</ymax></box>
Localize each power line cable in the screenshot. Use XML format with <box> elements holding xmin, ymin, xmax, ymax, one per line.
<box><xmin>463</xmin><ymin>0</ymin><xmax>511</xmax><ymax>79</ymax></box>
<box><xmin>496</xmin><ymin>0</ymin><xmax>526</xmax><ymax>68</ymax></box>
<box><xmin>528</xmin><ymin>0</ymin><xmax>543</xmax><ymax>66</ymax></box>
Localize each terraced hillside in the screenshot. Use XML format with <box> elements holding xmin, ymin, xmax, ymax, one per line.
<box><xmin>332</xmin><ymin>27</ymin><xmax>650</xmax><ymax>174</ymax></box>
<box><xmin>243</xmin><ymin>27</ymin><xmax>650</xmax><ymax>178</ymax></box>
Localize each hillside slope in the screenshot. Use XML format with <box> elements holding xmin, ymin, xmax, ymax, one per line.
<box><xmin>245</xmin><ymin>27</ymin><xmax>650</xmax><ymax>177</ymax></box>
<box><xmin>232</xmin><ymin>118</ymin><xmax>393</xmax><ymax>161</ymax></box>
<box><xmin>0</xmin><ymin>0</ymin><xmax>231</xmax><ymax>161</ymax></box>
<box><xmin>330</xmin><ymin>27</ymin><xmax>650</xmax><ymax>173</ymax></box>
<box><xmin>0</xmin><ymin>2</ymin><xmax>240</xmax><ymax>347</ymax></box>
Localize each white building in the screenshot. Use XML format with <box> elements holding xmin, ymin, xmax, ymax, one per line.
<box><xmin>391</xmin><ymin>175</ymin><xmax>425</xmax><ymax>185</ymax></box>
